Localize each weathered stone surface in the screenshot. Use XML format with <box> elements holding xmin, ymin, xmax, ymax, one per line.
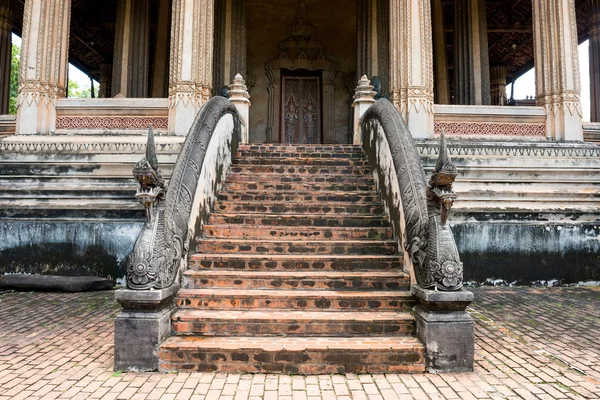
<box><xmin>0</xmin><ymin>275</ymin><xmax>115</xmax><ymax>292</ymax></box>
<box><xmin>418</xmin><ymin>139</ymin><xmax>600</xmax><ymax>283</ymax></box>
<box><xmin>412</xmin><ymin>284</ymin><xmax>474</xmax><ymax>372</ymax></box>
<box><xmin>114</xmin><ymin>286</ymin><xmax>178</xmax><ymax>371</ymax></box>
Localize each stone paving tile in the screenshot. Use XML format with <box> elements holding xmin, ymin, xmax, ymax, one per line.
<box><xmin>0</xmin><ymin>287</ymin><xmax>599</xmax><ymax>399</ymax></box>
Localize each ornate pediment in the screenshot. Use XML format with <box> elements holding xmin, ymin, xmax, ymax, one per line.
<box><xmin>268</xmin><ymin>0</ymin><xmax>336</xmax><ymax>71</ymax></box>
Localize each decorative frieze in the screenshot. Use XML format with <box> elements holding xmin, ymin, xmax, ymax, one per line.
<box><xmin>434</xmin><ymin>122</ymin><xmax>546</xmax><ymax>137</ymax></box>
<box><xmin>533</xmin><ymin>0</ymin><xmax>583</xmax><ymax>141</ymax></box>
<box><xmin>416</xmin><ymin>140</ymin><xmax>600</xmax><ymax>158</ymax></box>
<box><xmin>389</xmin><ymin>0</ymin><xmax>434</xmax><ymax>138</ymax></box>
<box><xmin>0</xmin><ymin>137</ymin><xmax>184</xmax><ymax>154</ymax></box>
<box><xmin>15</xmin><ymin>0</ymin><xmax>71</xmax><ymax>135</ymax></box>
<box><xmin>56</xmin><ymin>116</ymin><xmax>168</xmax><ymax>130</ymax></box>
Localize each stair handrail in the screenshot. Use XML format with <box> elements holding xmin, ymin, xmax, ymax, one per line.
<box><xmin>361</xmin><ymin>99</ymin><xmax>464</xmax><ymax>291</ymax></box>
<box><xmin>126</xmin><ymin>96</ymin><xmax>241</xmax><ymax>290</ymax></box>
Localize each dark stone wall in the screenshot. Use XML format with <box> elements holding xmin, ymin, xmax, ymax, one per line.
<box><xmin>452</xmin><ymin>222</ymin><xmax>600</xmax><ymax>284</ymax></box>
<box><xmin>0</xmin><ymin>221</ymin><xmax>144</xmax><ymax>281</ymax></box>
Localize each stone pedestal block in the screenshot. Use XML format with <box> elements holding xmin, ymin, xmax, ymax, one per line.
<box><xmin>411</xmin><ymin>285</ymin><xmax>474</xmax><ymax>372</ymax></box>
<box><xmin>114</xmin><ymin>285</ymin><xmax>178</xmax><ymax>371</ymax></box>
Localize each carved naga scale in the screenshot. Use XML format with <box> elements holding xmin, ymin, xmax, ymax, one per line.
<box><xmin>127</xmin><ymin>97</ymin><xmax>240</xmax><ymax>290</ymax></box>
<box><xmin>362</xmin><ymin>99</ymin><xmax>464</xmax><ymax>291</ymax></box>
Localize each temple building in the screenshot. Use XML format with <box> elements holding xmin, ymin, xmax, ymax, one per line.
<box><xmin>1</xmin><ymin>0</ymin><xmax>600</xmax><ymax>373</ymax></box>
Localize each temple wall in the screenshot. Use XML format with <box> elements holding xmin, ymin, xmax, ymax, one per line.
<box><xmin>419</xmin><ymin>140</ymin><xmax>600</xmax><ymax>284</ymax></box>
<box><xmin>246</xmin><ymin>0</ymin><xmax>356</xmax><ymax>143</ymax></box>
<box><xmin>0</xmin><ymin>136</ymin><xmax>182</xmax><ymax>282</ymax></box>
<box><xmin>2</xmin><ymin>136</ymin><xmax>600</xmax><ymax>283</ymax></box>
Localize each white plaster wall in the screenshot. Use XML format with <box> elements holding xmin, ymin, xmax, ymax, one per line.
<box><xmin>186</xmin><ymin>113</ymin><xmax>235</xmax><ymax>243</ymax></box>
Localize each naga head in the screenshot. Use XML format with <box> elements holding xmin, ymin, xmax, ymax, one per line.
<box><xmin>428</xmin><ymin>131</ymin><xmax>458</xmax><ymax>227</ymax></box>
<box><xmin>133</xmin><ymin>126</ymin><xmax>166</xmax><ymax>227</ymax></box>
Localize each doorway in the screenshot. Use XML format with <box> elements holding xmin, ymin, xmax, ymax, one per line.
<box><xmin>280</xmin><ymin>71</ymin><xmax>323</xmax><ymax>144</ymax></box>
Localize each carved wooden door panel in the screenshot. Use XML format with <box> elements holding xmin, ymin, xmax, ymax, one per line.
<box><xmin>281</xmin><ymin>75</ymin><xmax>322</xmax><ymax>144</ymax></box>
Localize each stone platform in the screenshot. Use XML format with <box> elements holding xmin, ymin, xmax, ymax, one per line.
<box><xmin>1</xmin><ymin>286</ymin><xmax>598</xmax><ymax>399</ymax></box>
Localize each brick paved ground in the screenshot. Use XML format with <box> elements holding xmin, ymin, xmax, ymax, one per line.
<box><xmin>0</xmin><ymin>286</ymin><xmax>599</xmax><ymax>400</ymax></box>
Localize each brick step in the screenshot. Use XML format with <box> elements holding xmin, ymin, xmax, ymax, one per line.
<box><xmin>217</xmin><ymin>191</ymin><xmax>379</xmax><ymax>203</ymax></box>
<box><xmin>182</xmin><ymin>270</ymin><xmax>409</xmax><ymax>291</ymax></box>
<box><xmin>236</xmin><ymin>151</ymin><xmax>364</xmax><ymax>159</ymax></box>
<box><xmin>238</xmin><ymin>144</ymin><xmax>363</xmax><ymax>152</ymax></box>
<box><xmin>171</xmin><ymin>310</ymin><xmax>415</xmax><ymax>337</ymax></box>
<box><xmin>233</xmin><ymin>158</ymin><xmax>368</xmax><ymax>167</ymax></box>
<box><xmin>176</xmin><ymin>289</ymin><xmax>414</xmax><ymax>311</ymax></box>
<box><xmin>159</xmin><ymin>336</ymin><xmax>425</xmax><ymax>374</ymax></box>
<box><xmin>208</xmin><ymin>214</ymin><xmax>389</xmax><ymax>228</ymax></box>
<box><xmin>188</xmin><ymin>254</ymin><xmax>402</xmax><ymax>271</ymax></box>
<box><xmin>196</xmin><ymin>239</ymin><xmax>399</xmax><ymax>255</ymax></box>
<box><xmin>213</xmin><ymin>202</ymin><xmax>384</xmax><ymax>215</ymax></box>
<box><xmin>222</xmin><ymin>181</ymin><xmax>376</xmax><ymax>192</ymax></box>
<box><xmin>202</xmin><ymin>225</ymin><xmax>393</xmax><ymax>240</ymax></box>
<box><xmin>230</xmin><ymin>165</ymin><xmax>371</xmax><ymax>175</ymax></box>
<box><xmin>228</xmin><ymin>173</ymin><xmax>374</xmax><ymax>184</ymax></box>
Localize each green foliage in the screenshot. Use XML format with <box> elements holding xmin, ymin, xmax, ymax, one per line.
<box><xmin>68</xmin><ymin>79</ymin><xmax>91</xmax><ymax>98</ymax></box>
<box><xmin>9</xmin><ymin>42</ymin><xmax>19</xmax><ymax>115</ymax></box>
<box><xmin>67</xmin><ymin>78</ymin><xmax>99</xmax><ymax>99</ymax></box>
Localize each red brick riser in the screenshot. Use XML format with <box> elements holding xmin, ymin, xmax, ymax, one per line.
<box><xmin>158</xmin><ymin>144</ymin><xmax>425</xmax><ymax>374</ymax></box>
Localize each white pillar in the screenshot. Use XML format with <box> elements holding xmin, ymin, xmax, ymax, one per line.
<box><xmin>533</xmin><ymin>0</ymin><xmax>583</xmax><ymax>141</ymax></box>
<box><xmin>352</xmin><ymin>75</ymin><xmax>376</xmax><ymax>145</ymax></box>
<box><xmin>228</xmin><ymin>73</ymin><xmax>250</xmax><ymax>143</ymax></box>
<box><xmin>389</xmin><ymin>0</ymin><xmax>434</xmax><ymax>138</ymax></box>
<box><xmin>16</xmin><ymin>0</ymin><xmax>71</xmax><ymax>135</ymax></box>
<box><xmin>168</xmin><ymin>0</ymin><xmax>214</xmax><ymax>136</ymax></box>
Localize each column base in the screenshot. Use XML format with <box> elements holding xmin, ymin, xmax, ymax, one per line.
<box><xmin>411</xmin><ymin>285</ymin><xmax>475</xmax><ymax>372</ymax></box>
<box><xmin>114</xmin><ymin>284</ymin><xmax>179</xmax><ymax>371</ymax></box>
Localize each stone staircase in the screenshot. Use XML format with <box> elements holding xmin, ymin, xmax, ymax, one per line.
<box><xmin>158</xmin><ymin>144</ymin><xmax>425</xmax><ymax>374</ymax></box>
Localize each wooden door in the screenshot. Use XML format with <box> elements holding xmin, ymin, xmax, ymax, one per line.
<box><xmin>280</xmin><ymin>74</ymin><xmax>322</xmax><ymax>144</ymax></box>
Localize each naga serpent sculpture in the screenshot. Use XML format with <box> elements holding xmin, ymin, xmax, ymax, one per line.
<box><xmin>362</xmin><ymin>99</ymin><xmax>463</xmax><ymax>291</ymax></box>
<box><xmin>127</xmin><ymin>97</ymin><xmax>240</xmax><ymax>290</ymax></box>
